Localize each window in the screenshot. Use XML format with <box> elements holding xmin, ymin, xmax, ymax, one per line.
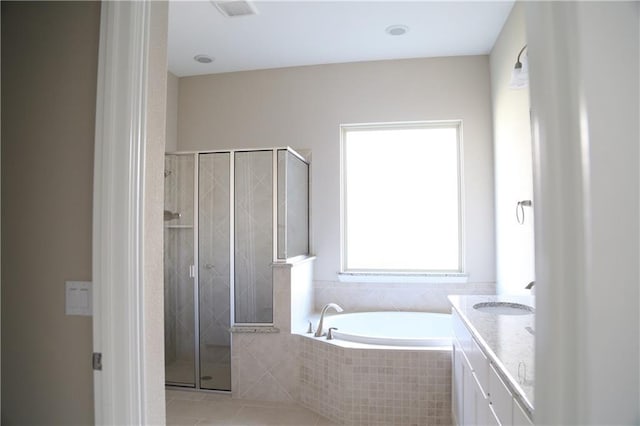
<box><xmin>341</xmin><ymin>121</ymin><xmax>463</xmax><ymax>275</ymax></box>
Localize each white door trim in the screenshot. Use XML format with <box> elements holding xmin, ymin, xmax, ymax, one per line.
<box><xmin>526</xmin><ymin>2</ymin><xmax>640</xmax><ymax>424</ymax></box>
<box><xmin>526</xmin><ymin>3</ymin><xmax>588</xmax><ymax>423</ymax></box>
<box><xmin>92</xmin><ymin>1</ymin><xmax>151</xmax><ymax>424</ymax></box>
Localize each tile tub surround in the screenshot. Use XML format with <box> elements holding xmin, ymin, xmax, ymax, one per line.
<box><xmin>231</xmin><ymin>258</ymin><xmax>315</xmax><ymax>402</ymax></box>
<box><xmin>448</xmin><ymin>294</ymin><xmax>535</xmax><ymax>411</ymax></box>
<box><xmin>232</xmin><ymin>332</ymin><xmax>300</xmax><ymax>401</ymax></box>
<box><xmin>315</xmin><ymin>281</ymin><xmax>496</xmax><ymax>314</ymax></box>
<box><xmin>299</xmin><ymin>335</ymin><xmax>453</xmax><ymax>425</ymax></box>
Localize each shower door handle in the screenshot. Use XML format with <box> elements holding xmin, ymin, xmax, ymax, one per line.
<box><xmin>189</xmin><ymin>264</ymin><xmax>196</xmax><ymax>279</ymax></box>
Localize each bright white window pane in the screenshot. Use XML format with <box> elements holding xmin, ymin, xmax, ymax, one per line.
<box><xmin>343</xmin><ymin>124</ymin><xmax>461</xmax><ymax>272</ymax></box>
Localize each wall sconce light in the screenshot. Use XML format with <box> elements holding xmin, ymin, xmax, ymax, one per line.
<box><xmin>509</xmin><ymin>45</ymin><xmax>529</xmax><ymax>89</ymax></box>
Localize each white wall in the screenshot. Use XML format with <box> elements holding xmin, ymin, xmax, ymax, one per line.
<box><xmin>177</xmin><ymin>56</ymin><xmax>497</xmax><ymax>307</ymax></box>
<box><xmin>490</xmin><ymin>3</ymin><xmax>535</xmax><ymax>295</ymax></box>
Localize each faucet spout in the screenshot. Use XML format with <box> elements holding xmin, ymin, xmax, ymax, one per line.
<box><xmin>314</xmin><ymin>303</ymin><xmax>344</xmax><ymax>337</ymax></box>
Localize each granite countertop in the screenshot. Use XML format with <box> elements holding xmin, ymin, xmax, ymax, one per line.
<box><xmin>448</xmin><ymin>294</ymin><xmax>535</xmax><ymax>414</ymax></box>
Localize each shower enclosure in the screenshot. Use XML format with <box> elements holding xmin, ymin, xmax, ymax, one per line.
<box><xmin>164</xmin><ymin>148</ymin><xmax>310</xmax><ymax>391</ymax></box>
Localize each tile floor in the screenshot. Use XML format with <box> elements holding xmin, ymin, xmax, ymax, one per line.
<box><xmin>166</xmin><ymin>389</ymin><xmax>339</xmax><ymax>426</ymax></box>
<box><xmin>166</xmin><ymin>346</ymin><xmax>232</xmax><ymax>390</ymax></box>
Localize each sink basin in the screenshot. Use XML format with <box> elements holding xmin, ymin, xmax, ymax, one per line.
<box><xmin>473</xmin><ymin>302</ymin><xmax>535</xmax><ymax>315</ymax></box>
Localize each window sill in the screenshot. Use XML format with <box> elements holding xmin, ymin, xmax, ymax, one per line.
<box><xmin>338</xmin><ymin>272</ymin><xmax>468</xmax><ymax>284</ymax></box>
<box><xmin>230</xmin><ymin>325</ymin><xmax>279</xmax><ymax>333</ymax></box>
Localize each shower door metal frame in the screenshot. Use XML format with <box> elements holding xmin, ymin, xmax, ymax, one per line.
<box><xmin>165</xmin><ymin>151</ymin><xmax>232</xmax><ymax>392</ymax></box>
<box><xmin>192</xmin><ymin>153</ymin><xmax>201</xmax><ymax>390</ymax></box>
<box><xmin>164</xmin><ymin>147</ymin><xmax>310</xmax><ymax>391</ymax></box>
<box><xmin>163</xmin><ymin>152</ymin><xmax>203</xmax><ymax>389</ymax></box>
<box><xmin>275</xmin><ymin>148</ymin><xmax>311</xmax><ymax>263</ymax></box>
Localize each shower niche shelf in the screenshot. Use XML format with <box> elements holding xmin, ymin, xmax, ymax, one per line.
<box><xmin>164</xmin><ymin>224</ymin><xmax>193</xmax><ymax>229</ymax></box>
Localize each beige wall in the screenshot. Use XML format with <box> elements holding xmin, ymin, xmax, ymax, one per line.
<box><xmin>144</xmin><ymin>2</ymin><xmax>169</xmax><ymax>423</ymax></box>
<box><xmin>1</xmin><ymin>2</ymin><xmax>100</xmax><ymax>424</ymax></box>
<box><xmin>166</xmin><ymin>71</ymin><xmax>179</xmax><ymax>152</ymax></box>
<box><xmin>489</xmin><ymin>2</ymin><xmax>535</xmax><ymax>294</ymax></box>
<box><xmin>178</xmin><ymin>56</ymin><xmax>496</xmax><ymax>288</ymax></box>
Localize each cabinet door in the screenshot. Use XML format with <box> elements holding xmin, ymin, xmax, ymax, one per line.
<box><xmin>488</xmin><ymin>403</ymin><xmax>501</xmax><ymax>426</ymax></box>
<box><xmin>470</xmin><ymin>336</ymin><xmax>489</xmax><ymax>395</ymax></box>
<box><xmin>453</xmin><ymin>341</ymin><xmax>465</xmax><ymax>425</ymax></box>
<box><xmin>463</xmin><ymin>358</ymin><xmax>476</xmax><ymax>425</ymax></box>
<box><xmin>513</xmin><ymin>399</ymin><xmax>533</xmax><ymax>426</ymax></box>
<box><xmin>464</xmin><ymin>369</ymin><xmax>490</xmax><ymax>425</ymax></box>
<box><xmin>458</xmin><ymin>337</ymin><xmax>490</xmax><ymax>426</ymax></box>
<box><xmin>453</xmin><ymin>310</ymin><xmax>473</xmax><ymax>354</ymax></box>
<box><xmin>489</xmin><ymin>364</ymin><xmax>513</xmax><ymax>426</ymax></box>
<box><xmin>472</xmin><ymin>371</ymin><xmax>489</xmax><ymax>425</ymax></box>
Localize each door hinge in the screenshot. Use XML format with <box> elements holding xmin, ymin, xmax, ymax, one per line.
<box><xmin>93</xmin><ymin>352</ymin><xmax>102</xmax><ymax>371</ymax></box>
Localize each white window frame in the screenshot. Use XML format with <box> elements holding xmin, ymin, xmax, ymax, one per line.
<box><xmin>339</xmin><ymin>121</ymin><xmax>466</xmax><ymax>282</ymax></box>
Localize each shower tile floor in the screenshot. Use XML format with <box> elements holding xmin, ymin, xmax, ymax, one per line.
<box><xmin>166</xmin><ymin>390</ymin><xmax>338</xmax><ymax>426</ymax></box>
<box><xmin>166</xmin><ymin>346</ymin><xmax>232</xmax><ymax>390</ymax></box>
<box><xmin>166</xmin><ymin>359</ymin><xmax>231</xmax><ymax>390</ymax></box>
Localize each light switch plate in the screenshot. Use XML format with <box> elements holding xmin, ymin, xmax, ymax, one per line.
<box><xmin>65</xmin><ymin>281</ymin><xmax>92</xmax><ymax>316</ymax></box>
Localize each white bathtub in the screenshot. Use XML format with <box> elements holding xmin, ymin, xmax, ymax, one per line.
<box><xmin>323</xmin><ymin>311</ymin><xmax>452</xmax><ymax>347</ymax></box>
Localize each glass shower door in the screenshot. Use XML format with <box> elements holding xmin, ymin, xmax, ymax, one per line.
<box><xmin>164</xmin><ymin>147</ymin><xmax>308</xmax><ymax>390</ymax></box>
<box><xmin>164</xmin><ymin>154</ymin><xmax>196</xmax><ymax>386</ymax></box>
<box><xmin>234</xmin><ymin>150</ymin><xmax>274</xmax><ymax>324</ymax></box>
<box><xmin>198</xmin><ymin>153</ymin><xmax>231</xmax><ymax>390</ymax></box>
<box><xmin>277</xmin><ymin>149</ymin><xmax>310</xmax><ymax>259</ymax></box>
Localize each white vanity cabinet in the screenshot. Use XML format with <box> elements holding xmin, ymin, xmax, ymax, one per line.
<box><xmin>453</xmin><ymin>312</ymin><xmax>489</xmax><ymax>425</ymax></box>
<box><xmin>488</xmin><ymin>363</ymin><xmax>513</xmax><ymax>425</ymax></box>
<box><xmin>452</xmin><ymin>309</ymin><xmax>533</xmax><ymax>426</ymax></box>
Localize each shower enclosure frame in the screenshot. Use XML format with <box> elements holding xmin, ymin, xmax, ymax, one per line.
<box><xmin>164</xmin><ymin>146</ymin><xmax>310</xmax><ymax>392</ymax></box>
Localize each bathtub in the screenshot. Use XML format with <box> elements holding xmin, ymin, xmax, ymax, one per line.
<box><xmin>299</xmin><ymin>311</ymin><xmax>453</xmax><ymax>425</ymax></box>
<box><xmin>323</xmin><ymin>311</ymin><xmax>452</xmax><ymax>347</ymax></box>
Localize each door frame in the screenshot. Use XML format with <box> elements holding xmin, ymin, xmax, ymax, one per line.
<box><xmin>92</xmin><ymin>1</ymin><xmax>151</xmax><ymax>424</ymax></box>
<box><xmin>526</xmin><ymin>2</ymin><xmax>639</xmax><ymax>424</ymax></box>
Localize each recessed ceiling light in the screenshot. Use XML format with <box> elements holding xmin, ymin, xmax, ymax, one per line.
<box><xmin>386</xmin><ymin>25</ymin><xmax>409</xmax><ymax>36</ymax></box>
<box><xmin>194</xmin><ymin>54</ymin><xmax>214</xmax><ymax>64</ymax></box>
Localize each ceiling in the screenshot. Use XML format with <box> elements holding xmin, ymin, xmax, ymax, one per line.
<box><xmin>168</xmin><ymin>1</ymin><xmax>514</xmax><ymax>77</ymax></box>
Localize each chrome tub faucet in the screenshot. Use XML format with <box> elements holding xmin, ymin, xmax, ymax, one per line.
<box><xmin>314</xmin><ymin>303</ymin><xmax>344</xmax><ymax>337</ymax></box>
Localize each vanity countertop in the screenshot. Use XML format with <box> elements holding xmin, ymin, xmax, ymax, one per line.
<box><xmin>448</xmin><ymin>294</ymin><xmax>535</xmax><ymax>413</ymax></box>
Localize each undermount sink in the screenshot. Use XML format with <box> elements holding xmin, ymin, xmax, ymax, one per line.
<box><xmin>473</xmin><ymin>302</ymin><xmax>535</xmax><ymax>315</ymax></box>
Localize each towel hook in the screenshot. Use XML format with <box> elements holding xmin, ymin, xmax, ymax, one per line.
<box><xmin>518</xmin><ymin>361</ymin><xmax>527</xmax><ymax>384</ymax></box>
<box><xmin>516</xmin><ymin>200</ymin><xmax>532</xmax><ymax>224</ymax></box>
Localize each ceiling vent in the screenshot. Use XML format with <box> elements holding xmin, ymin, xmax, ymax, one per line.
<box><xmin>212</xmin><ymin>0</ymin><xmax>258</xmax><ymax>18</ymax></box>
